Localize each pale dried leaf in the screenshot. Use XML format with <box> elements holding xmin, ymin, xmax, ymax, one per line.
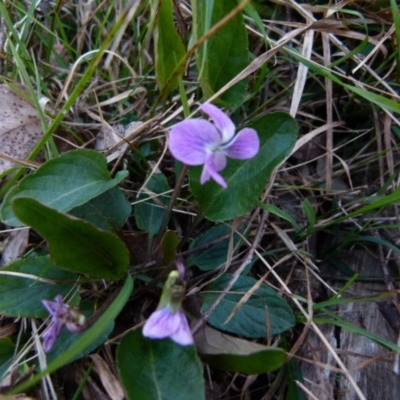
<box><xmin>195</xmin><ymin>324</ymin><xmax>274</xmax><ymax>356</ymax></box>
<box><xmin>0</xmin><ymin>229</ymin><xmax>30</xmax><ymax>267</ymax></box>
<box><xmin>95</xmin><ymin>121</ymin><xmax>143</xmax><ymax>162</ymax></box>
<box><xmin>89</xmin><ymin>354</ymin><xmax>124</xmax><ymax>400</ymax></box>
<box><xmin>0</xmin><ymin>84</ymin><xmax>43</xmax><ymax>174</ymax></box>
<box><xmin>74</xmin><ymin>365</ymin><xmax>107</xmax><ymax>400</ymax></box>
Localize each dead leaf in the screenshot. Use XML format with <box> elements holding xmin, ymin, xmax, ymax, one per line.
<box><xmin>95</xmin><ymin>121</ymin><xmax>142</xmax><ymax>162</ymax></box>
<box><xmin>73</xmin><ymin>364</ymin><xmax>107</xmax><ymax>400</ymax></box>
<box><xmin>194</xmin><ymin>325</ymin><xmax>286</xmax><ymax>374</ymax></box>
<box><xmin>195</xmin><ymin>324</ymin><xmax>276</xmax><ymax>356</ymax></box>
<box><xmin>89</xmin><ymin>354</ymin><xmax>125</xmax><ymax>400</ymax></box>
<box><xmin>0</xmin><ymin>84</ymin><xmax>43</xmax><ymax>175</ymax></box>
<box><xmin>0</xmin><ymin>229</ymin><xmax>30</xmax><ymax>267</ymax></box>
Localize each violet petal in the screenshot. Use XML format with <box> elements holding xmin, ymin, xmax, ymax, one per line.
<box><xmin>143</xmin><ymin>308</ymin><xmax>181</xmax><ymax>339</ymax></box>
<box><xmin>42</xmin><ymin>331</ymin><xmax>56</xmax><ymax>352</ymax></box>
<box><xmin>142</xmin><ymin>308</ymin><xmax>194</xmax><ymax>346</ymax></box>
<box><xmin>200</xmin><ymin>164</ymin><xmax>211</xmax><ymax>185</ymax></box>
<box><xmin>42</xmin><ymin>295</ymin><xmax>68</xmax><ymax>317</ymax></box>
<box><xmin>200</xmin><ymin>153</ymin><xmax>227</xmax><ymax>188</ymax></box>
<box><xmin>42</xmin><ymin>320</ymin><xmax>63</xmax><ymax>352</ymax></box>
<box><xmin>170</xmin><ymin>312</ymin><xmax>194</xmax><ymax>345</ymax></box>
<box><xmin>169</xmin><ymin>119</ymin><xmax>220</xmax><ymax>165</ymax></box>
<box><xmin>223</xmin><ymin>128</ymin><xmax>260</xmax><ymax>160</ymax></box>
<box><xmin>213</xmin><ymin>151</ymin><xmax>227</xmax><ymax>172</ymax></box>
<box><xmin>200</xmin><ymin>103</ymin><xmax>235</xmax><ymax>143</ymax></box>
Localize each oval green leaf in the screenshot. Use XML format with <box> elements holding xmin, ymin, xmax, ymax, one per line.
<box><xmin>160</xmin><ymin>230</ymin><xmax>180</xmax><ymax>265</ymax></box>
<box><xmin>70</xmin><ymin>187</ymin><xmax>131</xmax><ymax>232</ymax></box>
<box><xmin>1</xmin><ymin>149</ymin><xmax>128</xmax><ymax>227</ymax></box>
<box><xmin>117</xmin><ymin>330</ymin><xmax>205</xmax><ymax>400</ymax></box>
<box><xmin>192</xmin><ymin>0</ymin><xmax>249</xmax><ymax>106</ymax></box>
<box><xmin>150</xmin><ymin>0</ymin><xmax>186</xmax><ymax>91</ymax></box>
<box><xmin>201</xmin><ymin>274</ymin><xmax>296</xmax><ymax>338</ymax></box>
<box><xmin>135</xmin><ymin>173</ymin><xmax>170</xmax><ymax>236</ymax></box>
<box><xmin>12</xmin><ymin>198</ymin><xmax>129</xmax><ymax>280</ymax></box>
<box><xmin>188</xmin><ymin>224</ymin><xmax>242</xmax><ymax>271</ymax></box>
<box><xmin>189</xmin><ymin>112</ymin><xmax>297</xmax><ymax>221</ymax></box>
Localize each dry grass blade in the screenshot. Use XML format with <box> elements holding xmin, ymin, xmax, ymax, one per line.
<box><xmin>290</xmin><ymin>27</ymin><xmax>314</xmax><ymax>117</ymax></box>
<box><xmin>322</xmin><ymin>31</ymin><xmax>333</xmax><ymax>192</ymax></box>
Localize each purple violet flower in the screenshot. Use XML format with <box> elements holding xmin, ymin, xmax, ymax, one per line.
<box><xmin>142</xmin><ymin>263</ymin><xmax>193</xmax><ymax>346</ymax></box>
<box><xmin>41</xmin><ymin>295</ymin><xmax>85</xmax><ymax>352</ymax></box>
<box><xmin>169</xmin><ymin>103</ymin><xmax>260</xmax><ymax>188</ymax></box>
<box><xmin>142</xmin><ymin>307</ymin><xmax>193</xmax><ymax>346</ymax></box>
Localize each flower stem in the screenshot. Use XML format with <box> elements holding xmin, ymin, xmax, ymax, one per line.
<box><xmin>153</xmin><ymin>163</ymin><xmax>188</xmax><ymax>252</ymax></box>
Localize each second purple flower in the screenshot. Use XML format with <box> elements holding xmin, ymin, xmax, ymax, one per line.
<box><xmin>41</xmin><ymin>295</ymin><xmax>86</xmax><ymax>352</ymax></box>
<box><xmin>168</xmin><ymin>103</ymin><xmax>260</xmax><ymax>189</ymax></box>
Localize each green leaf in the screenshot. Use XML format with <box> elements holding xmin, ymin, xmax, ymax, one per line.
<box><xmin>243</xmin><ymin>3</ymin><xmax>267</xmax><ymax>47</ymax></box>
<box><xmin>192</xmin><ymin>0</ymin><xmax>249</xmax><ymax>106</ymax></box>
<box><xmin>12</xmin><ymin>198</ymin><xmax>129</xmax><ymax>280</ymax></box>
<box><xmin>117</xmin><ymin>330</ymin><xmax>205</xmax><ymax>400</ymax></box>
<box><xmin>353</xmin><ymin>235</ymin><xmax>400</xmax><ymax>257</ymax></box>
<box><xmin>9</xmin><ymin>275</ymin><xmax>134</xmax><ymax>395</ymax></box>
<box><xmin>328</xmin><ymin>257</ymin><xmax>357</xmax><ymax>277</ymax></box>
<box><xmin>135</xmin><ymin>173</ymin><xmax>170</xmax><ymax>236</ymax></box>
<box><xmin>188</xmin><ymin>224</ymin><xmax>242</xmax><ymax>271</ymax></box>
<box><xmin>312</xmin><ymin>291</ymin><xmax>392</xmax><ymax>311</ymax></box>
<box><xmin>45</xmin><ymin>303</ymin><xmax>114</xmax><ymax>366</ymax></box>
<box><xmin>286</xmin><ymin>358</ymin><xmax>306</xmax><ymax>400</ymax></box>
<box><xmin>1</xmin><ymin>149</ymin><xmax>128</xmax><ymax>227</ymax></box>
<box><xmin>160</xmin><ymin>230</ymin><xmax>180</xmax><ymax>265</ymax></box>
<box><xmin>315</xmin><ymin>314</ymin><xmax>400</xmax><ymax>354</ymax></box>
<box><xmin>0</xmin><ymin>338</ymin><xmax>17</xmax><ymax>380</ymax></box>
<box><xmin>0</xmin><ymin>256</ymin><xmax>78</xmax><ymax>318</ymax></box>
<box><xmin>301</xmin><ymin>198</ymin><xmax>316</xmax><ymax>227</ymax></box>
<box><xmin>150</xmin><ymin>0</ymin><xmax>186</xmax><ymax>91</ymax></box>
<box><xmin>257</xmin><ymin>202</ymin><xmax>301</xmax><ymax>232</ymax></box>
<box><xmin>70</xmin><ymin>187</ymin><xmax>131</xmax><ymax>231</ymax></box>
<box><xmin>190</xmin><ymin>112</ymin><xmax>297</xmax><ymax>221</ymax></box>
<box><xmin>201</xmin><ymin>274</ymin><xmax>296</xmax><ymax>338</ymax></box>
<box><xmin>195</xmin><ymin>325</ymin><xmax>286</xmax><ymax>374</ymax></box>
